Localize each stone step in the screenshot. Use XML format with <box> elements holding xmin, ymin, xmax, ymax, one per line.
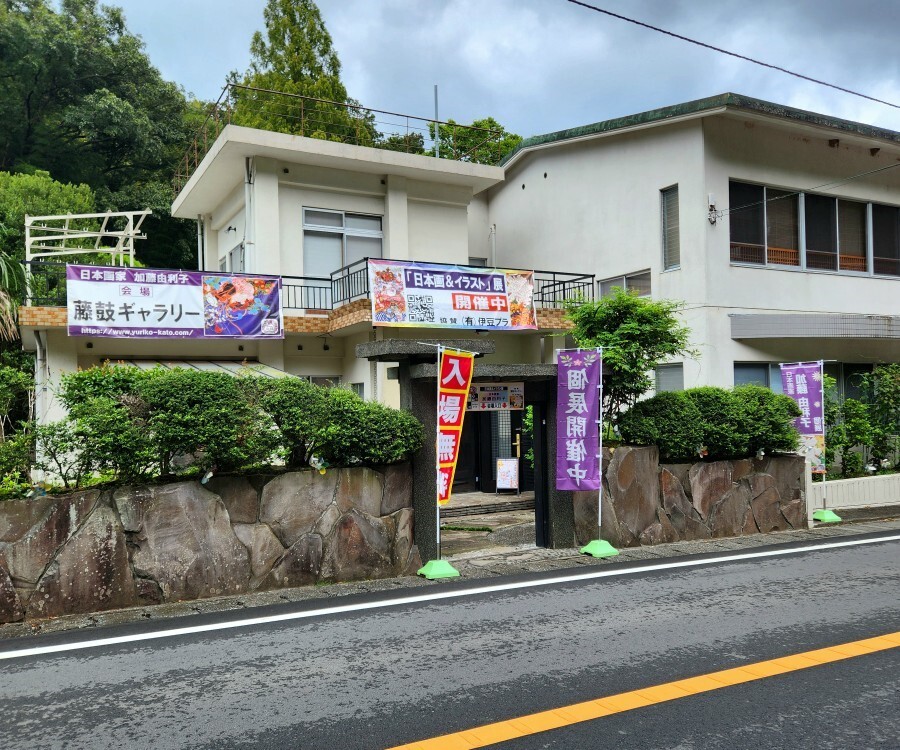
<box><xmin>442</xmin><ymin>499</ymin><xmax>536</xmax><ymax>518</ymax></box>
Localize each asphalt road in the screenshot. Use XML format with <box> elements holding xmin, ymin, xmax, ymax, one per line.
<box><xmin>1</xmin><ymin>533</ymin><xmax>898</xmax><ymax>750</ymax></box>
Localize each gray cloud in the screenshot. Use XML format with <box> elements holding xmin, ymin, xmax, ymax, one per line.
<box><xmin>112</xmin><ymin>0</ymin><xmax>900</xmax><ymax>135</ymax></box>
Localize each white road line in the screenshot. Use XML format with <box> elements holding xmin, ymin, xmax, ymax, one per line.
<box><xmin>2</xmin><ymin>533</ymin><xmax>898</xmax><ymax>662</ymax></box>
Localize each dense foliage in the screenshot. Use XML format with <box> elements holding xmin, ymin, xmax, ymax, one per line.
<box><xmin>824</xmin><ymin>365</ymin><xmax>900</xmax><ymax>477</ymax></box>
<box><xmin>566</xmin><ymin>288</ymin><xmax>695</xmax><ymax>421</ymax></box>
<box><xmin>230</xmin><ymin>0</ymin><xmax>377</xmax><ymax>144</ymax></box>
<box><xmin>619</xmin><ymin>386</ymin><xmax>800</xmax><ymax>462</ymax></box>
<box><xmin>0</xmin><ymin>0</ymin><xmax>199</xmax><ymax>270</ymax></box>
<box><xmin>618</xmin><ymin>392</ymin><xmax>704</xmax><ymax>462</ymax></box>
<box><xmin>5</xmin><ymin>366</ymin><xmax>423</xmax><ymax>492</ymax></box>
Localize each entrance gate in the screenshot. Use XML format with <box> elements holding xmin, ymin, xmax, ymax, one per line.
<box><xmin>357</xmin><ymin>340</ymin><xmax>575</xmax><ymax>561</ymax></box>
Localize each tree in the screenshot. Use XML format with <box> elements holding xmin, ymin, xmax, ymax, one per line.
<box><xmin>862</xmin><ymin>364</ymin><xmax>900</xmax><ymax>467</ymax></box>
<box><xmin>232</xmin><ymin>0</ymin><xmax>376</xmax><ymax>144</ymax></box>
<box><xmin>429</xmin><ymin>116</ymin><xmax>522</xmax><ymax>165</ymax></box>
<box><xmin>378</xmin><ymin>131</ymin><xmax>426</xmax><ymax>155</ymax></box>
<box><xmin>566</xmin><ymin>288</ymin><xmax>695</xmax><ymax>421</ymax></box>
<box><xmin>0</xmin><ymin>0</ymin><xmax>198</xmax><ymax>270</ymax></box>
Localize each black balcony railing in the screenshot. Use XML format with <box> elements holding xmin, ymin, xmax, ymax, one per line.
<box><xmin>26</xmin><ymin>260</ymin><xmax>595</xmax><ymax>315</ymax></box>
<box><xmin>532</xmin><ymin>271</ymin><xmax>594</xmax><ymax>308</ymax></box>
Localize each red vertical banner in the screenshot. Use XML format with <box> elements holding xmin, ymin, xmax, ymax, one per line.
<box><xmin>437</xmin><ymin>349</ymin><xmax>475</xmax><ymax>505</ymax></box>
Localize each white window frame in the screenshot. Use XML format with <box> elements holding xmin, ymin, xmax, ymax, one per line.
<box><xmin>302</xmin><ymin>207</ymin><xmax>383</xmax><ymax>272</ymax></box>
<box><xmin>598</xmin><ymin>269</ymin><xmax>651</xmax><ymax>298</ymax></box>
<box><xmin>661</xmin><ymin>185</ymin><xmax>680</xmax><ymax>271</ymax></box>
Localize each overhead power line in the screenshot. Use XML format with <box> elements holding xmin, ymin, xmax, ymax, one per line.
<box><xmin>567</xmin><ymin>0</ymin><xmax>900</xmax><ymax>111</ymax></box>
<box><xmin>725</xmin><ymin>162</ymin><xmax>900</xmax><ymax>217</ymax></box>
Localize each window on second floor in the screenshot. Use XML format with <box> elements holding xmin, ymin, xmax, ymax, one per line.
<box><xmin>302</xmin><ymin>208</ymin><xmax>383</xmax><ymax>278</ymax></box>
<box><xmin>661</xmin><ymin>186</ymin><xmax>680</xmax><ymax>270</ymax></box>
<box><xmin>729</xmin><ymin>180</ymin><xmax>900</xmax><ymax>277</ymax></box>
<box><xmin>599</xmin><ymin>270</ymin><xmax>651</xmax><ymax>298</ymax></box>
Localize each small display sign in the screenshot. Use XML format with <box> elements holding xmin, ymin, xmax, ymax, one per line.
<box><xmin>467</xmin><ymin>382</ymin><xmax>525</xmax><ymax>411</ymax></box>
<box><xmin>496</xmin><ymin>458</ymin><xmax>519</xmax><ymax>490</ymax></box>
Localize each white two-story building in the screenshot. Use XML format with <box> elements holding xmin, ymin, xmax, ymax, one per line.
<box><xmin>486</xmin><ymin>93</ymin><xmax>899</xmax><ymax>395</ymax></box>
<box><xmin>19</xmin><ymin>92</ymin><xmax>899</xmax><ymax>489</ymax></box>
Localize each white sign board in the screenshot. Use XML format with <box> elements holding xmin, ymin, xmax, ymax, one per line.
<box><xmin>496</xmin><ymin>458</ymin><xmax>519</xmax><ymax>490</ymax></box>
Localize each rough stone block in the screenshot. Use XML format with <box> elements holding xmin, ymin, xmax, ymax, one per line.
<box><xmin>335</xmin><ymin>467</ymin><xmax>384</xmax><ymax>517</ymax></box>
<box><xmin>117</xmin><ymin>482</ymin><xmax>251</xmax><ymax>601</ymax></box>
<box><xmin>260</xmin><ymin>471</ymin><xmax>338</xmax><ymax>548</ymax></box>
<box><xmin>265</xmin><ymin>534</ymin><xmax>323</xmax><ymax>588</ymax></box>
<box><xmin>26</xmin><ymin>505</ymin><xmax>138</xmax><ymax>619</ymax></box>
<box><xmin>608</xmin><ymin>446</ymin><xmax>660</xmax><ymax>539</ymax></box>
<box><xmin>322</xmin><ymin>510</ymin><xmax>392</xmax><ymax>582</ymax></box>
<box><xmin>381</xmin><ymin>463</ymin><xmax>413</xmax><ymax>515</ymax></box>
<box><xmin>708</xmin><ymin>483</ymin><xmax>752</xmax><ymax>538</ymax></box>
<box><xmin>0</xmin><ymin>565</ymin><xmax>23</xmax><ymax>624</ymax></box>
<box><xmin>205</xmin><ymin>475</ymin><xmax>260</xmax><ymax>524</ymax></box>
<box><xmin>233</xmin><ymin>522</ymin><xmax>285</xmax><ymax>585</ymax></box>
<box><xmin>0</xmin><ymin>490</ymin><xmax>100</xmax><ymax>591</ymax></box>
<box><xmin>689</xmin><ymin>462</ymin><xmax>734</xmax><ymax>520</ymax></box>
<box><xmin>749</xmin><ymin>475</ymin><xmax>787</xmax><ymax>533</ymax></box>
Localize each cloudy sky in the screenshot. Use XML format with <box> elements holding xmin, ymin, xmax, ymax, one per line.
<box><xmin>113</xmin><ymin>0</ymin><xmax>900</xmax><ymax>137</ymax></box>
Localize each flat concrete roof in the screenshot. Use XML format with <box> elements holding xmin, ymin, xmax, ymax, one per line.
<box><xmin>173</xmin><ymin>125</ymin><xmax>505</xmax><ymax>218</ymax></box>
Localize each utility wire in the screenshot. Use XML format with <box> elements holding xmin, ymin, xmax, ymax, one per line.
<box><xmin>724</xmin><ymin>162</ymin><xmax>900</xmax><ymax>217</ymax></box>
<box><xmin>567</xmin><ymin>0</ymin><xmax>900</xmax><ymax>111</ymax></box>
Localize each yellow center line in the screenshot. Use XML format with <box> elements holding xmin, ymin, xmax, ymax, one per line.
<box><xmin>387</xmin><ymin>631</ymin><xmax>900</xmax><ymax>750</ymax></box>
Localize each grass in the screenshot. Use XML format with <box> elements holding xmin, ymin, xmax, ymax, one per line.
<box><xmin>441</xmin><ymin>524</ymin><xmax>493</xmax><ymax>532</ymax></box>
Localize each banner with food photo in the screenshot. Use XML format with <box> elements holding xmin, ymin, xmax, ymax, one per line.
<box><xmin>368</xmin><ymin>259</ymin><xmax>537</xmax><ymax>330</ymax></box>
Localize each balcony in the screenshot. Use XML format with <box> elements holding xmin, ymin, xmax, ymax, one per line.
<box><xmin>22</xmin><ymin>259</ymin><xmax>594</xmax><ymax>334</ymax></box>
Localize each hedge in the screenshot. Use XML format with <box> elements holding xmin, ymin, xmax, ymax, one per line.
<box><xmin>26</xmin><ymin>366</ymin><xmax>424</xmax><ymax>488</ymax></box>
<box><xmin>619</xmin><ymin>385</ymin><xmax>800</xmax><ymax>462</ymax></box>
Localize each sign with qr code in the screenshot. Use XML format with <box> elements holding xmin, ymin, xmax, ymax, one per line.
<box><xmin>368</xmin><ymin>259</ymin><xmax>537</xmax><ymax>330</ymax></box>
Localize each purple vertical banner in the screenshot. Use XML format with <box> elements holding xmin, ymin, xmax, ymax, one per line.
<box><xmin>780</xmin><ymin>361</ymin><xmax>826</xmax><ymax>473</ymax></box>
<box><xmin>556</xmin><ymin>349</ymin><xmax>602</xmax><ymax>490</ymax></box>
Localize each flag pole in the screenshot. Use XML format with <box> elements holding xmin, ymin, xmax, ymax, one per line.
<box><xmin>812</xmin><ymin>358</ymin><xmax>841</xmax><ymax>523</ymax></box>
<box><xmin>418</xmin><ymin>344</ymin><xmax>462</xmax><ymax>579</ymax></box>
<box><xmin>580</xmin><ymin>346</ymin><xmax>618</xmax><ymax>559</ymax></box>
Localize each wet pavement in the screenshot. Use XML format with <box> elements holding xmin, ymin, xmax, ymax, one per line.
<box><xmin>1</xmin><ymin>512</ymin><xmax>898</xmax><ymax>643</ymax></box>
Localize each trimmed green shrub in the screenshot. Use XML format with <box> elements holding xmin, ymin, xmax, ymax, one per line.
<box><xmin>317</xmin><ymin>388</ymin><xmax>423</xmax><ymax>467</ymax></box>
<box><xmin>731</xmin><ymin>385</ymin><xmax>800</xmax><ymax>454</ymax></box>
<box><xmin>618</xmin><ymin>391</ymin><xmax>704</xmax><ymax>462</ymax></box>
<box><xmin>73</xmin><ymin>397</ymin><xmax>156</xmax><ymax>482</ymax></box>
<box><xmin>254</xmin><ymin>377</ymin><xmax>329</xmax><ymax>466</ymax></box>
<box><xmin>137</xmin><ymin>369</ymin><xmax>280</xmax><ymax>473</ymax></box>
<box><xmin>60</xmin><ymin>362</ymin><xmax>156</xmax><ymax>412</ymax></box>
<box><xmin>684</xmin><ymin>387</ymin><xmax>750</xmax><ymax>459</ymax></box>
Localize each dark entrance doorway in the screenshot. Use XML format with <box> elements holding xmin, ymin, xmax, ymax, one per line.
<box><xmin>452</xmin><ymin>409</ymin><xmax>534</xmax><ymax>494</ymax></box>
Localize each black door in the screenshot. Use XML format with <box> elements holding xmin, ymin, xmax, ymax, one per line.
<box><xmin>452</xmin><ymin>415</ymin><xmax>479</xmax><ymax>492</ymax></box>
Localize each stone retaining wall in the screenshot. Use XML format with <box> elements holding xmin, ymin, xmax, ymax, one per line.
<box><xmin>0</xmin><ymin>464</ymin><xmax>418</xmax><ymax>624</ymax></box>
<box><xmin>574</xmin><ymin>447</ymin><xmax>806</xmax><ymax>547</ymax></box>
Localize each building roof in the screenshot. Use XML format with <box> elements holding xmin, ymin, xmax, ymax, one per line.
<box><xmin>501</xmin><ymin>93</ymin><xmax>900</xmax><ymax>168</ymax></box>
<box><xmin>172</xmin><ymin>125</ymin><xmax>505</xmax><ymax>218</ymax></box>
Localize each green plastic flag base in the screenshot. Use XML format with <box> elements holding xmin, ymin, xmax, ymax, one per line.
<box><xmin>417</xmin><ymin>559</ymin><xmax>461</xmax><ymax>580</ymax></box>
<box><xmin>812</xmin><ymin>509</ymin><xmax>842</xmax><ymax>524</ymax></box>
<box><xmin>580</xmin><ymin>539</ymin><xmax>619</xmax><ymax>558</ymax></box>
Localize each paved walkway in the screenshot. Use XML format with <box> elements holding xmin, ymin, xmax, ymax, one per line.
<box><xmin>2</xmin><ymin>517</ymin><xmax>898</xmax><ymax>642</ymax></box>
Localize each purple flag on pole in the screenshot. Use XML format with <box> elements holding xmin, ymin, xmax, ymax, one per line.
<box><xmin>556</xmin><ymin>349</ymin><xmax>602</xmax><ymax>491</ymax></box>
<box><xmin>780</xmin><ymin>361</ymin><xmax>826</xmax><ymax>473</ymax></box>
